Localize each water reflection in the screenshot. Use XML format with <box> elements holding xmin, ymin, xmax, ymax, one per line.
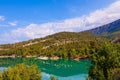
<box><xmin>0</xmin><ymin>58</ymin><xmax>91</xmax><ymax>80</ymax></box>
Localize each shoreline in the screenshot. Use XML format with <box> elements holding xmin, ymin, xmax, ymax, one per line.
<box><xmin>0</xmin><ymin>55</ymin><xmax>89</xmax><ymax>61</ymax></box>
<box><xmin>0</xmin><ymin>55</ymin><xmax>15</xmax><ymax>58</ymax></box>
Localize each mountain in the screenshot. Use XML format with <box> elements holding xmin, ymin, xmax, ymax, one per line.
<box><xmin>85</xmin><ymin>19</ymin><xmax>120</xmax><ymax>34</ymax></box>
<box><xmin>0</xmin><ymin>32</ymin><xmax>108</xmax><ymax>59</ymax></box>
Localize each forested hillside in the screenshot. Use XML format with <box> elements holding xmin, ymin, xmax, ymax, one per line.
<box><xmin>0</xmin><ymin>32</ymin><xmax>109</xmax><ymax>59</ymax></box>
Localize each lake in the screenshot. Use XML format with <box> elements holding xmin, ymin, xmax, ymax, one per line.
<box><xmin>0</xmin><ymin>58</ymin><xmax>91</xmax><ymax>80</ymax></box>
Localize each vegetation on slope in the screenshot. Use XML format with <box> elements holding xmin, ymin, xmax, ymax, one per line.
<box><xmin>0</xmin><ymin>32</ymin><xmax>108</xmax><ymax>59</ymax></box>
<box><xmin>101</xmin><ymin>30</ymin><xmax>120</xmax><ymax>39</ymax></box>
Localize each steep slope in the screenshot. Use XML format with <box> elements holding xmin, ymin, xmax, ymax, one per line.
<box><xmin>85</xmin><ymin>19</ymin><xmax>120</xmax><ymax>34</ymax></box>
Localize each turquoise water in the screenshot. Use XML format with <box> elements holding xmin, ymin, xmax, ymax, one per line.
<box><xmin>0</xmin><ymin>58</ymin><xmax>91</xmax><ymax>80</ymax></box>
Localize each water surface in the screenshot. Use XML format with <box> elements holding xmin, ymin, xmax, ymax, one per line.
<box><xmin>0</xmin><ymin>58</ymin><xmax>91</xmax><ymax>80</ymax></box>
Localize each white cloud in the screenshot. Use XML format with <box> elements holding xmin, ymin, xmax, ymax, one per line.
<box><xmin>8</xmin><ymin>21</ymin><xmax>18</xmax><ymax>26</ymax></box>
<box><xmin>0</xmin><ymin>16</ymin><xmax>18</xmax><ymax>27</ymax></box>
<box><xmin>1</xmin><ymin>0</ymin><xmax>120</xmax><ymax>44</ymax></box>
<box><xmin>0</xmin><ymin>16</ymin><xmax>5</xmax><ymax>21</ymax></box>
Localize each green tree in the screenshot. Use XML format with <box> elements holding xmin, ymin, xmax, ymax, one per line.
<box><xmin>0</xmin><ymin>71</ymin><xmax>2</xmax><ymax>80</ymax></box>
<box><xmin>50</xmin><ymin>76</ymin><xmax>58</xmax><ymax>80</ymax></box>
<box><xmin>2</xmin><ymin>63</ymin><xmax>42</xmax><ymax>80</ymax></box>
<box><xmin>89</xmin><ymin>42</ymin><xmax>120</xmax><ymax>80</ymax></box>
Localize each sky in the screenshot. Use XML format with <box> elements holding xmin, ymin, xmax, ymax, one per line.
<box><xmin>0</xmin><ymin>0</ymin><xmax>120</xmax><ymax>44</ymax></box>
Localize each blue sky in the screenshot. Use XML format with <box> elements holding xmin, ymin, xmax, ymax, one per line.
<box><xmin>0</xmin><ymin>0</ymin><xmax>115</xmax><ymax>23</ymax></box>
<box><xmin>0</xmin><ymin>0</ymin><xmax>120</xmax><ymax>44</ymax></box>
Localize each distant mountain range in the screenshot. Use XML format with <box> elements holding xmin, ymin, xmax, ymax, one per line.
<box><xmin>84</xmin><ymin>19</ymin><xmax>120</xmax><ymax>42</ymax></box>
<box><xmin>85</xmin><ymin>19</ymin><xmax>120</xmax><ymax>35</ymax></box>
